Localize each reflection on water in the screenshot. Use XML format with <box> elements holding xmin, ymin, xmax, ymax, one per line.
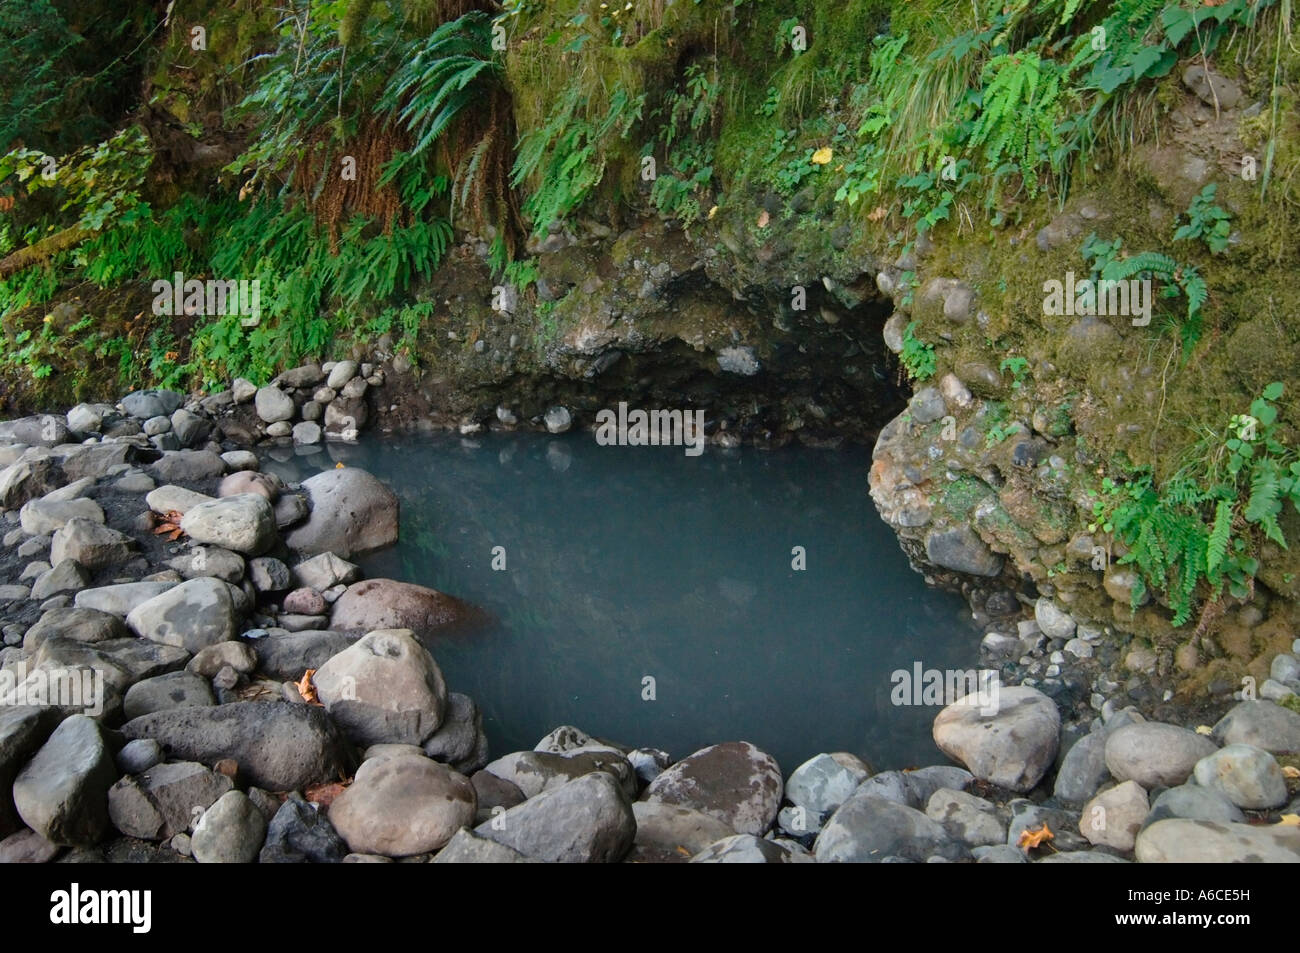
<box><xmin>261</xmin><ymin>433</ymin><xmax>979</xmax><ymax>772</ymax></box>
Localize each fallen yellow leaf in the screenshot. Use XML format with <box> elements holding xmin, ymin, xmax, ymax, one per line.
<box><xmin>335</xmin><ymin>461</ymin><xmax>345</xmax><ymax>469</ymax></box>
<box><xmin>1195</xmin><ymin>725</ymin><xmax>1213</xmax><ymax>735</ymax></box>
<box><xmin>1277</xmin><ymin>814</ymin><xmax>1300</xmax><ymax>826</ymax></box>
<box><xmin>1283</xmin><ymin>765</ymin><xmax>1300</xmax><ymax>779</ymax></box>
<box><xmin>707</xmin><ymin>205</ymin><xmax>718</xmax><ymax>219</ymax></box>
<box><xmin>811</xmin><ymin>147</ymin><xmax>833</xmax><ymax>165</ymax></box>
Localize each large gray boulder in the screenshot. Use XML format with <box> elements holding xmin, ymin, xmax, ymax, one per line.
<box><xmin>814</xmin><ymin>793</ymin><xmax>971</xmax><ymax>862</ymax></box>
<box><xmin>180</xmin><ymin>495</ymin><xmax>276</xmax><ymax>556</ymax></box>
<box><xmin>284</xmin><ymin>468</ymin><xmax>398</xmax><ymax>558</ymax></box>
<box><xmin>484</xmin><ymin>747</ymin><xmax>637</xmax><ymax>799</ymax></box>
<box><xmin>50</xmin><ymin>519</ymin><xmax>134</xmax><ymax>569</ymax></box>
<box><xmin>22</xmin><ymin>606</ymin><xmax>126</xmax><ymax>651</ymax></box>
<box><xmin>1104</xmin><ymin>722</ymin><xmax>1217</xmax><ymax>788</ymax></box>
<box><xmin>1212</xmin><ymin>700</ymin><xmax>1300</xmax><ymax>755</ymax></box>
<box><xmin>120</xmin><ymin>702</ymin><xmax>353</xmax><ymax>791</ymax></box>
<box><xmin>253</xmin><ymin>630</ymin><xmax>360</xmax><ymax>681</ymax></box>
<box><xmin>0</xmin><ymin>706</ymin><xmax>60</xmax><ymax>837</ymax></box>
<box><xmin>1192</xmin><ymin>744</ymin><xmax>1288</xmax><ymax>809</ymax></box>
<box><xmin>642</xmin><ymin>741</ymin><xmax>782</xmax><ymax>836</ymax></box>
<box><xmin>107</xmin><ymin>761</ymin><xmax>233</xmax><ymax>840</ymax></box>
<box><xmin>12</xmin><ymin>715</ymin><xmax>117</xmax><ymax>846</ymax></box>
<box><xmin>432</xmin><ymin>827</ymin><xmax>538</xmax><ymax>863</ymax></box>
<box><xmin>475</xmin><ymin>771</ymin><xmax>635</xmax><ymax>863</ymax></box>
<box><xmin>75</xmin><ymin>581</ymin><xmax>178</xmax><ymax>616</ymax></box>
<box><xmin>311</xmin><ymin>628</ymin><xmax>448</xmax><ymax>747</ymax></box>
<box><xmin>126</xmin><ymin>577</ymin><xmax>240</xmax><ymax>653</ymax></box>
<box><xmin>1135</xmin><ymin>818</ymin><xmax>1300</xmax><ymax>862</ymax></box>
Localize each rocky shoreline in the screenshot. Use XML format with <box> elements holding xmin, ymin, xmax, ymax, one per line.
<box><xmin>0</xmin><ymin>375</ymin><xmax>1297</xmax><ymax>863</ymax></box>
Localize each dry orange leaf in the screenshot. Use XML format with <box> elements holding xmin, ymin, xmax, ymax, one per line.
<box><xmin>297</xmin><ymin>669</ymin><xmax>320</xmax><ymax>705</ymax></box>
<box><xmin>1282</xmin><ymin>765</ymin><xmax>1300</xmax><ymax>779</ymax></box>
<box><xmin>335</xmin><ymin>461</ymin><xmax>345</xmax><ymax>469</ymax></box>
<box><xmin>1017</xmin><ymin>822</ymin><xmax>1054</xmax><ymax>851</ymax></box>
<box><xmin>867</xmin><ymin>205</ymin><xmax>888</xmax><ymax>222</ymax></box>
<box><xmin>757</xmin><ymin>210</ymin><xmax>770</xmax><ymax>228</ymax></box>
<box><xmin>304</xmin><ymin>779</ymin><xmax>350</xmax><ymax>808</ymax></box>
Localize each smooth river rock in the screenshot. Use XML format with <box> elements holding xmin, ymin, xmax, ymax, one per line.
<box><xmin>1104</xmin><ymin>722</ymin><xmax>1218</xmax><ymax>788</ymax></box>
<box><xmin>642</xmin><ymin>741</ymin><xmax>782</xmax><ymax>836</ymax></box>
<box><xmin>475</xmin><ymin>771</ymin><xmax>636</xmax><ymax>863</ymax></box>
<box><xmin>328</xmin><ymin>578</ymin><xmax>480</xmax><ymax>639</ymax></box>
<box><xmin>1135</xmin><ymin>818</ymin><xmax>1300</xmax><ymax>863</ymax></box>
<box><xmin>932</xmin><ymin>686</ymin><xmax>1060</xmax><ymax>792</ymax></box>
<box><xmin>121</xmin><ymin>702</ymin><xmax>353</xmax><ymax>791</ymax></box>
<box><xmin>284</xmin><ymin>468</ymin><xmax>398</xmax><ymax>558</ymax></box>
<box><xmin>13</xmin><ymin>715</ymin><xmax>117</xmax><ymax>846</ymax></box>
<box><xmin>311</xmin><ymin>628</ymin><xmax>448</xmax><ymax>747</ymax></box>
<box><xmin>329</xmin><ymin>754</ymin><xmax>476</xmax><ymax>857</ymax></box>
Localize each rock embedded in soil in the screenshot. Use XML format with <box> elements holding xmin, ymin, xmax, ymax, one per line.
<box><xmin>50</xmin><ymin>518</ymin><xmax>134</xmax><ymax>570</ymax></box>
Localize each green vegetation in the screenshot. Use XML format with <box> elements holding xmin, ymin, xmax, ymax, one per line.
<box><xmin>1090</xmin><ymin>383</ymin><xmax>1300</xmax><ymax>626</ymax></box>
<box><xmin>899</xmin><ymin>321</ymin><xmax>936</xmax><ymax>382</ymax></box>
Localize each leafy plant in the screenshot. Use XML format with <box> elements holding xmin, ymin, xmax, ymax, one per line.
<box><xmin>512</xmin><ymin>84</ymin><xmax>643</xmax><ymax>237</ymax></box>
<box><xmin>1000</xmin><ymin>355</ymin><xmax>1029</xmax><ymax>390</ymax></box>
<box><xmin>1174</xmin><ymin>184</ymin><xmax>1232</xmax><ymax>254</ymax></box>
<box><xmin>900</xmin><ymin>320</ymin><xmax>936</xmax><ymax>381</ymax></box>
<box><xmin>1089</xmin><ymin>382</ymin><xmax>1299</xmax><ymax>626</ymax></box>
